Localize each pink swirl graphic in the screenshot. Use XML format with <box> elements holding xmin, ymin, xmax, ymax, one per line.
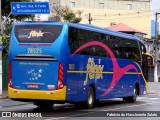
<box><xmin>72</xmin><ymin>41</ymin><xmax>140</xmax><ymax>96</ymax></box>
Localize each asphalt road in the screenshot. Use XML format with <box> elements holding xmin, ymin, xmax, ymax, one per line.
<box><xmin>0</xmin><ymin>94</ymin><xmax>160</xmax><ymax>120</ymax></box>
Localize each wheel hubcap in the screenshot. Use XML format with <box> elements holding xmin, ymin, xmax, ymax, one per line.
<box><xmin>88</xmin><ymin>92</ymin><xmax>93</xmax><ymax>105</ymax></box>
<box><xmin>134</xmin><ymin>88</ymin><xmax>137</xmax><ymax>100</ymax></box>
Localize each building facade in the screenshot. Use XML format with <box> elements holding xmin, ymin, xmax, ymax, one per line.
<box><xmin>49</xmin><ymin>0</ymin><xmax>151</xmax><ymax>38</ymax></box>
<box><xmin>144</xmin><ymin>39</ymin><xmax>160</xmax><ymax>81</ymax></box>
<box><xmin>151</xmin><ymin>20</ymin><xmax>160</xmax><ymax>37</ymax></box>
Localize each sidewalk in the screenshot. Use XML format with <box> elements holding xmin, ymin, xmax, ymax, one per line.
<box><xmin>147</xmin><ymin>82</ymin><xmax>160</xmax><ymax>95</ymax></box>
<box><xmin>0</xmin><ymin>90</ymin><xmax>8</xmax><ymax>99</ymax></box>
<box><xmin>0</xmin><ymin>82</ymin><xmax>160</xmax><ymax>99</ymax></box>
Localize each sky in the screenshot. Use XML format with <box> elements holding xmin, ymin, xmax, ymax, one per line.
<box><xmin>151</xmin><ymin>0</ymin><xmax>160</xmax><ymax>20</ymax></box>
<box><xmin>151</xmin><ymin>0</ymin><xmax>160</xmax><ymax>12</ymax></box>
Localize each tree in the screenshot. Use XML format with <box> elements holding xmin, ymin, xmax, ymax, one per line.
<box><xmin>50</xmin><ymin>6</ymin><xmax>83</xmax><ymax>23</ymax></box>
<box><xmin>2</xmin><ymin>0</ymin><xmax>35</xmax><ymax>21</ymax></box>
<box><xmin>2</xmin><ymin>36</ymin><xmax>10</xmax><ymax>57</ymax></box>
<box><xmin>152</xmin><ymin>35</ymin><xmax>160</xmax><ymax>40</ymax></box>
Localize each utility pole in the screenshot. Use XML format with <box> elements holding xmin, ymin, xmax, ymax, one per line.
<box><xmin>154</xmin><ymin>12</ymin><xmax>160</xmax><ymax>82</ymax></box>
<box><xmin>88</xmin><ymin>13</ymin><xmax>92</xmax><ymax>24</ymax></box>
<box><xmin>0</xmin><ymin>0</ymin><xmax>2</xmax><ymax>95</ymax></box>
<box><xmin>0</xmin><ymin>0</ymin><xmax>1</xmax><ymax>36</ymax></box>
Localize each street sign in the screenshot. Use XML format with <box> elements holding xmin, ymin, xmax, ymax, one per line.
<box><xmin>10</xmin><ymin>2</ymin><xmax>50</xmax><ymax>14</ymax></box>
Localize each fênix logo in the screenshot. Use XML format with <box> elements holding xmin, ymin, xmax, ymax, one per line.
<box><xmin>84</xmin><ymin>58</ymin><xmax>104</xmax><ymax>85</ymax></box>
<box><xmin>28</xmin><ymin>31</ymin><xmax>44</xmax><ymax>38</ymax></box>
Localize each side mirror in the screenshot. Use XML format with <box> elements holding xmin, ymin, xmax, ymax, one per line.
<box><xmin>145</xmin><ymin>53</ymin><xmax>154</xmax><ymax>66</ymax></box>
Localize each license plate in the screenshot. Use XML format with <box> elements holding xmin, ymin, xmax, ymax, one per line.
<box><xmin>28</xmin><ymin>84</ymin><xmax>39</xmax><ymax>88</ymax></box>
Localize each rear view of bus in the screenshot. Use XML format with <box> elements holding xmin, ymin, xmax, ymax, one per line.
<box><xmin>8</xmin><ymin>22</ymin><xmax>67</xmax><ymax>108</ymax></box>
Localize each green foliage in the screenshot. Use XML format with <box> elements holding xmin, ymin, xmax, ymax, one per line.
<box><xmin>63</xmin><ymin>12</ymin><xmax>75</xmax><ymax>22</ymax></box>
<box><xmin>50</xmin><ymin>6</ymin><xmax>83</xmax><ymax>23</ymax></box>
<box><xmin>2</xmin><ymin>36</ymin><xmax>10</xmax><ymax>57</ymax></box>
<box><xmin>3</xmin><ymin>23</ymin><xmax>12</xmax><ymax>35</ymax></box>
<box><xmin>152</xmin><ymin>35</ymin><xmax>160</xmax><ymax>40</ymax></box>
<box><xmin>72</xmin><ymin>17</ymin><xmax>82</xmax><ymax>23</ymax></box>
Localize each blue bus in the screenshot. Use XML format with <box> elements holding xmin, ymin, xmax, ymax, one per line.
<box><xmin>8</xmin><ymin>22</ymin><xmax>154</xmax><ymax>108</ymax></box>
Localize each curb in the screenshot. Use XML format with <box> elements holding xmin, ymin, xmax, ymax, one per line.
<box><xmin>147</xmin><ymin>91</ymin><xmax>160</xmax><ymax>95</ymax></box>
<box><xmin>0</xmin><ymin>95</ymin><xmax>8</xmax><ymax>99</ymax></box>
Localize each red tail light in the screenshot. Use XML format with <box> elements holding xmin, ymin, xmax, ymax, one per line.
<box><xmin>8</xmin><ymin>62</ymin><xmax>12</xmax><ymax>88</ymax></box>
<box><xmin>57</xmin><ymin>64</ymin><xmax>64</xmax><ymax>90</ymax></box>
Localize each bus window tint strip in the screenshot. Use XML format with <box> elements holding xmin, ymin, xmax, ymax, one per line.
<box><xmin>15</xmin><ymin>25</ymin><xmax>63</xmax><ymax>43</ymax></box>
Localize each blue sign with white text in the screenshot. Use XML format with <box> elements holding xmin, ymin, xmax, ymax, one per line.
<box><xmin>11</xmin><ymin>2</ymin><xmax>50</xmax><ymax>14</ymax></box>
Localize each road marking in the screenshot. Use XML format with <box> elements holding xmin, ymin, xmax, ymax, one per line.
<box><xmin>45</xmin><ymin>101</ymin><xmax>157</xmax><ymax>120</ymax></box>
<box><xmin>147</xmin><ymin>91</ymin><xmax>160</xmax><ymax>95</ymax></box>
<box><xmin>148</xmin><ymin>98</ymin><xmax>159</xmax><ymax>100</ymax></box>
<box><xmin>0</xmin><ymin>104</ymin><xmax>34</xmax><ymax>111</ymax></box>
<box><xmin>0</xmin><ymin>103</ymin><xmax>32</xmax><ymax>108</ymax></box>
<box><xmin>137</xmin><ymin>97</ymin><xmax>160</xmax><ymax>100</ymax></box>
<box><xmin>99</xmin><ymin>101</ymin><xmax>157</xmax><ymax>111</ymax></box>
<box><xmin>137</xmin><ymin>97</ymin><xmax>160</xmax><ymax>101</ymax></box>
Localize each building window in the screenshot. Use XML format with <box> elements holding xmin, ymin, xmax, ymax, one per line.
<box><xmin>70</xmin><ymin>2</ymin><xmax>76</xmax><ymax>7</ymax></box>
<box><xmin>99</xmin><ymin>3</ymin><xmax>104</xmax><ymax>9</ymax></box>
<box><xmin>127</xmin><ymin>4</ymin><xmax>132</xmax><ymax>10</ymax></box>
<box><xmin>53</xmin><ymin>2</ymin><xmax>60</xmax><ymax>8</ymax></box>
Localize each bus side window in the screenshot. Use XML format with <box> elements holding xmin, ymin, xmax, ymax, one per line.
<box><xmin>68</xmin><ymin>28</ymin><xmax>73</xmax><ymax>53</ymax></box>
<box><xmin>124</xmin><ymin>52</ymin><xmax>129</xmax><ymax>59</ymax></box>
<box><xmin>114</xmin><ymin>49</ymin><xmax>120</xmax><ymax>58</ymax></box>
<box><xmin>123</xmin><ymin>40</ymin><xmax>140</xmax><ymax>62</ymax></box>
<box><xmin>110</xmin><ymin>37</ymin><xmax>123</xmax><ymax>58</ymax></box>
<box><xmin>68</xmin><ymin>27</ymin><xmax>77</xmax><ymax>53</ymax></box>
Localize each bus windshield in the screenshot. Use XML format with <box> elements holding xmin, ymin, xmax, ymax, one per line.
<box><xmin>15</xmin><ymin>25</ymin><xmax>63</xmax><ymax>43</ymax></box>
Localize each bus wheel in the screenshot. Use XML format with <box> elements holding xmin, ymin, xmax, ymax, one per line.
<box><xmin>123</xmin><ymin>86</ymin><xmax>137</xmax><ymax>102</ymax></box>
<box><xmin>34</xmin><ymin>101</ymin><xmax>54</xmax><ymax>109</ymax></box>
<box><xmin>86</xmin><ymin>86</ymin><xmax>94</xmax><ymax>109</ymax></box>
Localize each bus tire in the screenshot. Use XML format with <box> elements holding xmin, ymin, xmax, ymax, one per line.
<box><xmin>86</xmin><ymin>86</ymin><xmax>94</xmax><ymax>109</ymax></box>
<box><xmin>34</xmin><ymin>101</ymin><xmax>54</xmax><ymax>109</ymax></box>
<box><xmin>123</xmin><ymin>86</ymin><xmax>137</xmax><ymax>103</ymax></box>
